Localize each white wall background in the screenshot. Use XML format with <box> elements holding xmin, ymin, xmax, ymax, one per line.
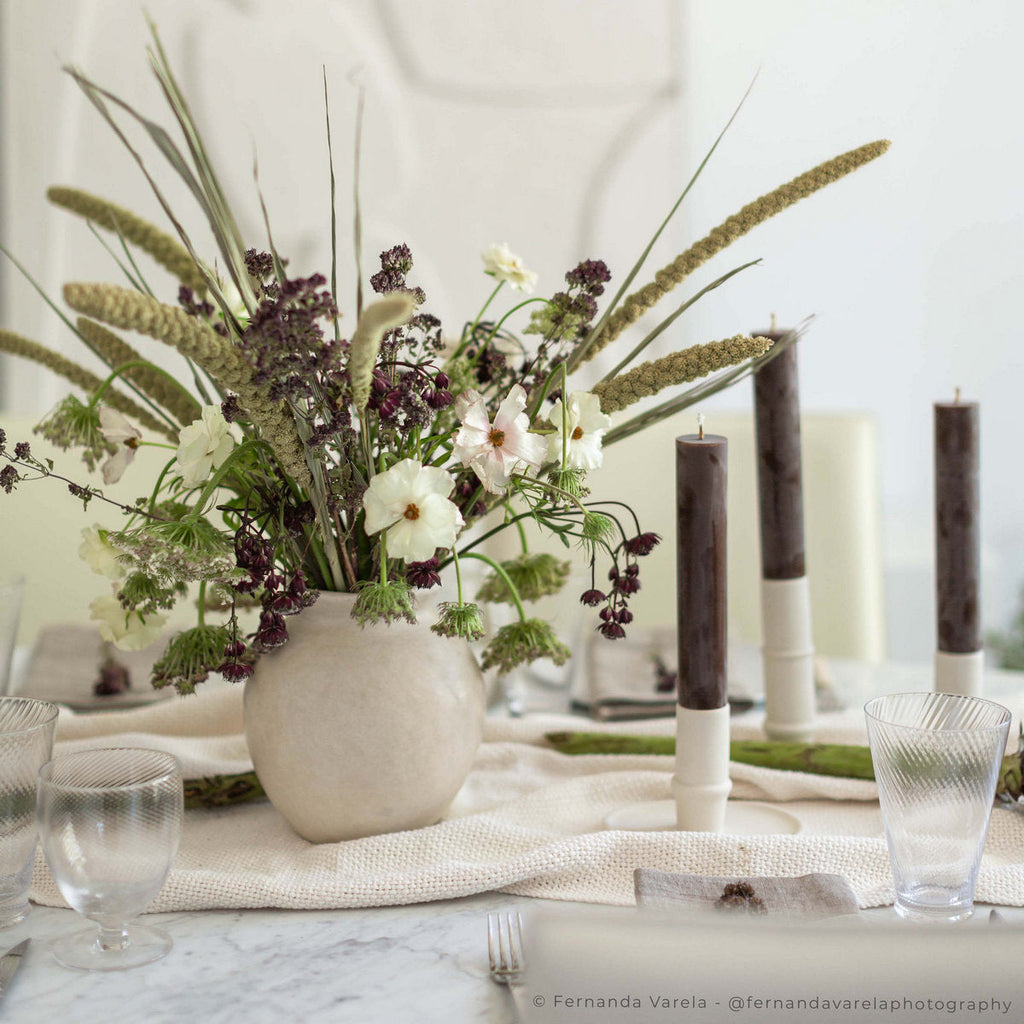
<box><xmin>1</xmin><ymin>0</ymin><xmax>1022</xmax><ymax>660</ymax></box>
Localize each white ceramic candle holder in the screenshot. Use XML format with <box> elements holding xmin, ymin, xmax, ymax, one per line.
<box><xmin>760</xmin><ymin>576</ymin><xmax>816</xmax><ymax>742</ymax></box>
<box><xmin>934</xmin><ymin>649</ymin><xmax>984</xmax><ymax>697</ymax></box>
<box><xmin>603</xmin><ymin>705</ymin><xmax>801</xmax><ymax>835</ymax></box>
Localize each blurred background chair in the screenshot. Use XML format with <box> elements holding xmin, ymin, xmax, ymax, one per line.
<box><xmin>592</xmin><ymin>409</ymin><xmax>886</xmax><ymax>662</ymax></box>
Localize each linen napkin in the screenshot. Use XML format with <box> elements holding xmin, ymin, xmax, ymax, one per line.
<box><xmin>19</xmin><ymin>624</ymin><xmax>172</xmax><ymax>710</ymax></box>
<box><xmin>634</xmin><ymin>868</ymin><xmax>860</xmax><ymax>918</ymax></box>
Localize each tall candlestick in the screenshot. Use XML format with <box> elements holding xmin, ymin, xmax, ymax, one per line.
<box><xmin>753</xmin><ymin>328</ymin><xmax>816</xmax><ymax>742</ymax></box>
<box><xmin>673</xmin><ymin>429</ymin><xmax>731</xmax><ymax>832</ymax></box>
<box><xmin>754</xmin><ymin>337</ymin><xmax>805</xmax><ymax>579</ymax></box>
<box><xmin>675</xmin><ymin>432</ymin><xmax>728</xmax><ymax>710</ymax></box>
<box><xmin>934</xmin><ymin>395</ymin><xmax>982</xmax><ymax>695</ymax></box>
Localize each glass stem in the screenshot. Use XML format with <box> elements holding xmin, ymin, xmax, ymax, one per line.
<box><xmin>97</xmin><ymin>924</ymin><xmax>130</xmax><ymax>952</ymax></box>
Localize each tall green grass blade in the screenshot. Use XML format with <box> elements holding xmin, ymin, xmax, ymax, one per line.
<box><xmin>570</xmin><ymin>74</ymin><xmax>757</xmax><ymax>372</ymax></box>
<box><xmin>598</xmin><ymin>259</ymin><xmax>761</xmax><ymax>383</ymax></box>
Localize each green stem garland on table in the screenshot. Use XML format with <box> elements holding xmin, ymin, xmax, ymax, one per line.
<box><xmin>180</xmin><ymin>733</ymin><xmax>1024</xmax><ymax>809</ymax></box>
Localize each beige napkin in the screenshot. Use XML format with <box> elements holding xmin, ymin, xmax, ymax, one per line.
<box><xmin>581</xmin><ymin>630</ymin><xmax>765</xmax><ymax>720</ymax></box>
<box><xmin>581</xmin><ymin>629</ymin><xmax>841</xmax><ymax>720</ymax></box>
<box><xmin>20</xmin><ymin>624</ymin><xmax>172</xmax><ymax>710</ymax></box>
<box><xmin>635</xmin><ymin>868</ymin><xmax>860</xmax><ymax>918</ymax></box>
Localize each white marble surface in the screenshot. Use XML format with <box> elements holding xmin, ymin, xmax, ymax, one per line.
<box><xmin>0</xmin><ymin>892</ymin><xmax>531</xmax><ymax>1024</ymax></box>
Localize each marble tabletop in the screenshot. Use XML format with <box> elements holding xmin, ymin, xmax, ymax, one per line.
<box><xmin>1</xmin><ymin>891</ymin><xmax>529</xmax><ymax>1024</ymax></box>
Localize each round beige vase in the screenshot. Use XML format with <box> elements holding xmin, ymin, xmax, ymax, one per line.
<box><xmin>243</xmin><ymin>591</ymin><xmax>486</xmax><ymax>843</ymax></box>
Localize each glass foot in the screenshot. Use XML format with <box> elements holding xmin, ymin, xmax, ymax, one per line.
<box><xmin>50</xmin><ymin>923</ymin><xmax>172</xmax><ymax>971</ymax></box>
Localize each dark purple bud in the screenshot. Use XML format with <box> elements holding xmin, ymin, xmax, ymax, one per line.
<box><xmin>625</xmin><ymin>564</ymin><xmax>640</xmax><ymax>578</ymax></box>
<box><xmin>379</xmin><ymin>389</ymin><xmax>402</xmax><ymax>420</ymax></box>
<box><xmin>614</xmin><ymin>575</ymin><xmax>640</xmax><ymax>595</ymax></box>
<box><xmin>223</xmin><ymin>640</ymin><xmax>247</xmax><ymax>660</ymax></box>
<box><xmin>0</xmin><ymin>465</ymin><xmax>17</xmax><ymax>494</ymax></box>
<box><xmin>434</xmin><ymin>371</ymin><xmax>450</xmax><ymax>389</ymax></box>
<box><xmin>406</xmin><ymin>558</ymin><xmax>442</xmax><ymax>589</ymax></box>
<box><xmin>427</xmin><ymin>389</ymin><xmax>454</xmax><ymax>410</ymax></box>
<box><xmin>13</xmin><ymin>441</ymin><xmax>30</xmax><ymax>459</ymax></box>
<box><xmin>218</xmin><ymin>660</ymin><xmax>254</xmax><ymax>683</ymax></box>
<box><xmin>615</xmin><ymin>608</ymin><xmax>634</xmax><ymax>624</ymax></box>
<box><xmin>255</xmin><ymin>611</ymin><xmax>288</xmax><ymax>649</ymax></box>
<box><xmin>624</xmin><ymin>532</ymin><xmax>661</xmax><ymax>557</ymax></box>
<box><xmin>270</xmin><ymin>591</ymin><xmax>298</xmax><ymax>614</ymax></box>
<box><xmin>580</xmin><ymin>589</ymin><xmax>606</xmax><ymax>607</ymax></box>
<box><xmin>599</xmin><ymin>607</ymin><xmax>614</xmax><ymax>622</ymax></box>
<box><xmin>599</xmin><ymin>621</ymin><xmax>626</xmax><ymax>639</ymax></box>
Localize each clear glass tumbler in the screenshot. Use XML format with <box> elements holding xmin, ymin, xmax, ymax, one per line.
<box><xmin>37</xmin><ymin>748</ymin><xmax>183</xmax><ymax>970</ymax></box>
<box><xmin>0</xmin><ymin>577</ymin><xmax>25</xmax><ymax>697</ymax></box>
<box><xmin>865</xmin><ymin>691</ymin><xmax>1011</xmax><ymax>922</ymax></box>
<box><xmin>0</xmin><ymin>696</ymin><xmax>59</xmax><ymax>927</ymax></box>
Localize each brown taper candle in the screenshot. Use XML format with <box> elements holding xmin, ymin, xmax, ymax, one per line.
<box><xmin>935</xmin><ymin>398</ymin><xmax>980</xmax><ymax>652</ymax></box>
<box><xmin>753</xmin><ymin>332</ymin><xmax>805</xmax><ymax>579</ymax></box>
<box><xmin>676</xmin><ymin>431</ymin><xmax>728</xmax><ymax>710</ymax></box>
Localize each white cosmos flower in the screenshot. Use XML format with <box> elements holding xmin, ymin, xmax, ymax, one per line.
<box><xmin>176</xmin><ymin>405</ymin><xmax>235</xmax><ymax>489</ymax></box>
<box><xmin>452</xmin><ymin>384</ymin><xmax>546</xmax><ymax>494</ymax></box>
<box><xmin>90</xmin><ymin>592</ymin><xmax>166</xmax><ymax>651</ymax></box>
<box><xmin>98</xmin><ymin>406</ymin><xmax>142</xmax><ymax>484</ymax></box>
<box><xmin>362</xmin><ymin>458</ymin><xmax>464</xmax><ymax>563</ymax></box>
<box><xmin>546</xmin><ymin>391</ymin><xmax>612</xmax><ymax>470</ymax></box>
<box><xmin>79</xmin><ymin>525</ymin><xmax>126</xmax><ymax>579</ymax></box>
<box><xmin>481</xmin><ymin>242</ymin><xmax>538</xmax><ymax>293</ymax></box>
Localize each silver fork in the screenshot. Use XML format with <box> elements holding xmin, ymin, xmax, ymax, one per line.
<box><xmin>487</xmin><ymin>910</ymin><xmax>525</xmax><ymax>986</ymax></box>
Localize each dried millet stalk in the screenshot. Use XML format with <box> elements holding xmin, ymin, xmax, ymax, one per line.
<box><xmin>592</xmin><ymin>334</ymin><xmax>772</xmax><ymax>413</ymax></box>
<box><xmin>47</xmin><ymin>186</ymin><xmax>207</xmax><ymax>294</ymax></box>
<box><xmin>76</xmin><ymin>317</ymin><xmax>203</xmax><ymax>427</ymax></box>
<box><xmin>348</xmin><ymin>293</ymin><xmax>418</xmax><ymax>410</ymax></box>
<box><xmin>582</xmin><ymin>139</ymin><xmax>891</xmax><ymax>362</ymax></box>
<box><xmin>63</xmin><ymin>283</ymin><xmax>310</xmax><ymax>486</ymax></box>
<box><xmin>0</xmin><ymin>327</ymin><xmax>173</xmax><ymax>438</ymax></box>
<box><xmin>64</xmin><ymin>283</ymin><xmax>235</xmax><ymax>373</ymax></box>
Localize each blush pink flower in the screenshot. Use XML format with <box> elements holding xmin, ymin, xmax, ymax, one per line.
<box><xmin>98</xmin><ymin>407</ymin><xmax>142</xmax><ymax>484</ymax></box>
<box><xmin>452</xmin><ymin>384</ymin><xmax>546</xmax><ymax>494</ymax></box>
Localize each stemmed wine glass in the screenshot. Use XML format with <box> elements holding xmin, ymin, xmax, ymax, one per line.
<box><xmin>36</xmin><ymin>748</ymin><xmax>183</xmax><ymax>970</ymax></box>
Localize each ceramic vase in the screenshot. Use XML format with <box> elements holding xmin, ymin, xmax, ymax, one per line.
<box><xmin>243</xmin><ymin>591</ymin><xmax>486</xmax><ymax>842</ymax></box>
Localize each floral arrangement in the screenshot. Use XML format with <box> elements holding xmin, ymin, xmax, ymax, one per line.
<box><xmin>0</xmin><ymin>27</ymin><xmax>889</xmax><ymax>694</ymax></box>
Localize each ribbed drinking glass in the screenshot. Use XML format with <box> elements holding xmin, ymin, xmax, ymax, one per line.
<box><xmin>0</xmin><ymin>577</ymin><xmax>25</xmax><ymax>696</ymax></box>
<box><xmin>0</xmin><ymin>697</ymin><xmax>59</xmax><ymax>927</ymax></box>
<box><xmin>37</xmin><ymin>748</ymin><xmax>183</xmax><ymax>970</ymax></box>
<box><xmin>865</xmin><ymin>691</ymin><xmax>1011</xmax><ymax>922</ymax></box>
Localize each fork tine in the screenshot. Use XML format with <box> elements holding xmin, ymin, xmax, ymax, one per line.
<box><xmin>487</xmin><ymin>912</ymin><xmax>501</xmax><ymax>974</ymax></box>
<box><xmin>487</xmin><ymin>910</ymin><xmax>525</xmax><ymax>984</ymax></box>
<box><xmin>506</xmin><ymin>911</ymin><xmax>523</xmax><ymax>972</ymax></box>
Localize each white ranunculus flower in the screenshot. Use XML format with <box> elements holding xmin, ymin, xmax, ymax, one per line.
<box><xmin>546</xmin><ymin>391</ymin><xmax>612</xmax><ymax>470</ymax></box>
<box><xmin>452</xmin><ymin>384</ymin><xmax>547</xmax><ymax>494</ymax></box>
<box><xmin>481</xmin><ymin>242</ymin><xmax>538</xmax><ymax>293</ymax></box>
<box><xmin>175</xmin><ymin>405</ymin><xmax>235</xmax><ymax>489</ymax></box>
<box><xmin>89</xmin><ymin>593</ymin><xmax>166</xmax><ymax>651</ymax></box>
<box><xmin>362</xmin><ymin>458</ymin><xmax>464</xmax><ymax>563</ymax></box>
<box><xmin>78</xmin><ymin>525</ymin><xmax>126</xmax><ymax>580</ymax></box>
